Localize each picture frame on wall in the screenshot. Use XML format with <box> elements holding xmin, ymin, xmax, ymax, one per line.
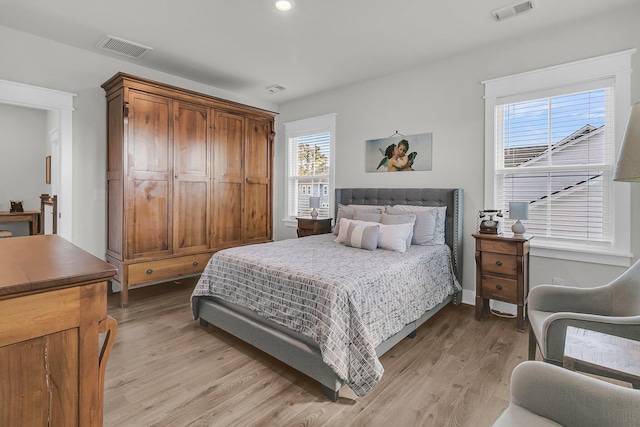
<box><xmin>365</xmin><ymin>132</ymin><xmax>433</xmax><ymax>172</ymax></box>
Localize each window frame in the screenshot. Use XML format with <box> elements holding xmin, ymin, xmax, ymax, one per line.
<box><xmin>483</xmin><ymin>49</ymin><xmax>635</xmax><ymax>267</ymax></box>
<box><xmin>283</xmin><ymin>113</ymin><xmax>336</xmax><ymax>228</ymax></box>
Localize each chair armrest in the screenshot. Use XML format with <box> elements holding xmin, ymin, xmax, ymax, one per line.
<box><xmin>528</xmin><ymin>284</ymin><xmax>613</xmax><ymax>315</ymax></box>
<box><xmin>509</xmin><ymin>361</ymin><xmax>640</xmax><ymax>427</ymax></box>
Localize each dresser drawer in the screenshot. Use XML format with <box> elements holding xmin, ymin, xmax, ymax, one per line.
<box><xmin>482</xmin><ymin>275</ymin><xmax>518</xmax><ymax>302</ymax></box>
<box><xmin>481</xmin><ymin>252</ymin><xmax>518</xmax><ymax>276</ymax></box>
<box><xmin>128</xmin><ymin>253</ymin><xmax>211</xmax><ymax>286</ymax></box>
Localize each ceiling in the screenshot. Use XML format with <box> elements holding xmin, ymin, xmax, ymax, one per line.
<box><xmin>0</xmin><ymin>0</ymin><xmax>637</xmax><ymax>105</ymax></box>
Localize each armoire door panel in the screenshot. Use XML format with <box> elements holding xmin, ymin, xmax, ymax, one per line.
<box><xmin>245</xmin><ymin>119</ymin><xmax>271</xmax><ymax>180</ymax></box>
<box><xmin>245</xmin><ymin>183</ymin><xmax>270</xmax><ymax>242</ymax></box>
<box><xmin>215</xmin><ymin>111</ymin><xmax>245</xmax><ymax>180</ymax></box>
<box><xmin>131</xmin><ymin>179</ymin><xmax>170</xmax><ymax>257</ymax></box>
<box><xmin>174</xmin><ymin>180</ymin><xmax>208</xmax><ymax>251</ymax></box>
<box><xmin>128</xmin><ymin>91</ymin><xmax>171</xmax><ymax>173</ymax></box>
<box><xmin>215</xmin><ymin>182</ymin><xmax>243</xmax><ymax>247</ymax></box>
<box><xmin>173</xmin><ymin>102</ymin><xmax>210</xmax><ymax>254</ymax></box>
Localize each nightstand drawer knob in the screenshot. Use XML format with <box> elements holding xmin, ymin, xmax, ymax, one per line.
<box><xmin>146</xmin><ymin>268</ymin><xmax>153</xmax><ymax>275</ymax></box>
<box><xmin>496</xmin><ymin>284</ymin><xmax>503</xmax><ymax>290</ymax></box>
<box><xmin>193</xmin><ymin>261</ymin><xmax>199</xmax><ymax>267</ymax></box>
<box><xmin>495</xmin><ymin>260</ymin><xmax>503</xmax><ymax>267</ymax></box>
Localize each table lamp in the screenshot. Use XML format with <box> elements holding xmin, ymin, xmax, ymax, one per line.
<box><xmin>509</xmin><ymin>202</ymin><xmax>529</xmax><ymax>235</ymax></box>
<box><xmin>613</xmin><ymin>102</ymin><xmax>640</xmax><ymax>182</ymax></box>
<box><xmin>309</xmin><ymin>196</ymin><xmax>320</xmax><ymax>218</ymax></box>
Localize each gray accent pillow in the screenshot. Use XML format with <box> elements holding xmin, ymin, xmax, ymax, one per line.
<box><xmin>334</xmin><ymin>204</ymin><xmax>384</xmax><ymax>235</ymax></box>
<box><xmin>344</xmin><ymin>222</ymin><xmax>380</xmax><ymax>250</ymax></box>
<box><xmin>385</xmin><ymin>206</ymin><xmax>443</xmax><ymax>245</ymax></box>
<box><xmin>354</xmin><ymin>210</ymin><xmax>383</xmax><ymax>223</ymax></box>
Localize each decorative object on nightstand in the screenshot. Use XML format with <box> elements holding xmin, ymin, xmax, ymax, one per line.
<box><xmin>473</xmin><ymin>232</ymin><xmax>532</xmax><ymax>332</ymax></box>
<box><xmin>508</xmin><ymin>202</ymin><xmax>529</xmax><ymax>235</ymax></box>
<box><xmin>297</xmin><ymin>217</ymin><xmax>332</xmax><ymax>238</ymax></box>
<box><xmin>613</xmin><ymin>102</ymin><xmax>640</xmax><ymax>182</ymax></box>
<box><xmin>309</xmin><ymin>196</ymin><xmax>320</xmax><ymax>218</ymax></box>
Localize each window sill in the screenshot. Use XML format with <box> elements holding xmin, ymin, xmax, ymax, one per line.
<box><xmin>283</xmin><ymin>218</ymin><xmax>297</xmax><ymax>228</ymax></box>
<box><xmin>531</xmin><ymin>241</ymin><xmax>633</xmax><ymax>267</ymax></box>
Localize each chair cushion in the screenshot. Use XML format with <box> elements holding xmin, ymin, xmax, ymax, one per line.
<box><xmin>493</xmin><ymin>405</ymin><xmax>563</xmax><ymax>427</ymax></box>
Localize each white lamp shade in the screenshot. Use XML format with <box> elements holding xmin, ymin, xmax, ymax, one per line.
<box><xmin>309</xmin><ymin>197</ymin><xmax>320</xmax><ymax>209</ymax></box>
<box><xmin>508</xmin><ymin>202</ymin><xmax>529</xmax><ymax>220</ymax></box>
<box><xmin>613</xmin><ymin>102</ymin><xmax>640</xmax><ymax>182</ymax></box>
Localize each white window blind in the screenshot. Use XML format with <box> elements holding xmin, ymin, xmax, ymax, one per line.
<box><xmin>495</xmin><ymin>86</ymin><xmax>615</xmax><ymax>243</ymax></box>
<box><xmin>284</xmin><ymin>114</ymin><xmax>336</xmax><ymax>221</ymax></box>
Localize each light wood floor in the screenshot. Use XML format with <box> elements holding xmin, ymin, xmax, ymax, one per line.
<box><xmin>104</xmin><ymin>278</ymin><xmax>530</xmax><ymax>427</ymax></box>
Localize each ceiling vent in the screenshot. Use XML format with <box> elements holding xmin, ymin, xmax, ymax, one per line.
<box><xmin>266</xmin><ymin>84</ymin><xmax>286</xmax><ymax>94</ymax></box>
<box><xmin>491</xmin><ymin>1</ymin><xmax>535</xmax><ymax>21</ymax></box>
<box><xmin>97</xmin><ymin>35</ymin><xmax>153</xmax><ymax>59</ymax></box>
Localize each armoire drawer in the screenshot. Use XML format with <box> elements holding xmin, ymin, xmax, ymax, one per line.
<box><xmin>128</xmin><ymin>253</ymin><xmax>211</xmax><ymax>286</ymax></box>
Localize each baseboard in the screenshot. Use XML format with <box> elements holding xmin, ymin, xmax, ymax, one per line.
<box><xmin>461</xmin><ymin>289</ymin><xmax>517</xmax><ymax>315</ymax></box>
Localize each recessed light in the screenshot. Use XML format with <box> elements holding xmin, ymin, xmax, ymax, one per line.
<box><xmin>274</xmin><ymin>0</ymin><xmax>294</xmax><ymax>12</ymax></box>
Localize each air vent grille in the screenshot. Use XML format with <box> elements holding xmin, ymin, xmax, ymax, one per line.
<box><xmin>97</xmin><ymin>35</ymin><xmax>152</xmax><ymax>59</ymax></box>
<box><xmin>266</xmin><ymin>84</ymin><xmax>286</xmax><ymax>94</ymax></box>
<box><xmin>491</xmin><ymin>1</ymin><xmax>534</xmax><ymax>21</ymax></box>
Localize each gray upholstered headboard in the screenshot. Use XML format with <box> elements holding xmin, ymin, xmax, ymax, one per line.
<box><xmin>335</xmin><ymin>188</ymin><xmax>463</xmax><ymax>283</ymax></box>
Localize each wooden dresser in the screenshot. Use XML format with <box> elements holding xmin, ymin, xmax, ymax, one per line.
<box><xmin>0</xmin><ymin>235</ymin><xmax>117</xmax><ymax>426</ymax></box>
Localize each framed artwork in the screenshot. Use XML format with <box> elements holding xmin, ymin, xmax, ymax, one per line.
<box><xmin>45</xmin><ymin>155</ymin><xmax>51</xmax><ymax>184</ymax></box>
<box><xmin>365</xmin><ymin>132</ymin><xmax>433</xmax><ymax>172</ymax></box>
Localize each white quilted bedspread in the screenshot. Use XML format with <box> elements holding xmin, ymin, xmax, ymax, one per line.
<box><xmin>191</xmin><ymin>234</ymin><xmax>460</xmax><ymax>396</ymax></box>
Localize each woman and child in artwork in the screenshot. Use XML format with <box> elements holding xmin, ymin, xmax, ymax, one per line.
<box><xmin>381</xmin><ymin>139</ymin><xmax>417</xmax><ymax>171</ymax></box>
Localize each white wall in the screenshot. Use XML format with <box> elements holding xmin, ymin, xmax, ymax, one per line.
<box><xmin>0</xmin><ymin>25</ymin><xmax>276</xmax><ymax>258</ymax></box>
<box><xmin>274</xmin><ymin>3</ymin><xmax>640</xmax><ymax>298</ymax></box>
<box><xmin>0</xmin><ymin>104</ymin><xmax>49</xmax><ymax>236</ymax></box>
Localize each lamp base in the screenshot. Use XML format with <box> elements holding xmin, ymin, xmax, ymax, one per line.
<box><xmin>310</xmin><ymin>208</ymin><xmax>318</xmax><ymax>218</ymax></box>
<box><xmin>511</xmin><ymin>220</ymin><xmax>526</xmax><ymax>235</ymax></box>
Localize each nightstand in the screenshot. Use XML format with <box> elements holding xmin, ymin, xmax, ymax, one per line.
<box><xmin>296</xmin><ymin>217</ymin><xmax>332</xmax><ymax>237</ymax></box>
<box><xmin>473</xmin><ymin>233</ymin><xmax>532</xmax><ymax>332</ymax></box>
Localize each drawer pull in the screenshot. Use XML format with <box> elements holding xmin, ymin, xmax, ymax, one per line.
<box><xmin>496</xmin><ymin>284</ymin><xmax>503</xmax><ymax>290</ymax></box>
<box><xmin>193</xmin><ymin>261</ymin><xmax>199</xmax><ymax>267</ymax></box>
<box><xmin>495</xmin><ymin>260</ymin><xmax>503</xmax><ymax>267</ymax></box>
<box><xmin>146</xmin><ymin>269</ymin><xmax>153</xmax><ymax>275</ymax></box>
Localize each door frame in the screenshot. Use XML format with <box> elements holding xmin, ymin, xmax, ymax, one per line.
<box><xmin>0</xmin><ymin>78</ymin><xmax>74</xmax><ymax>241</ymax></box>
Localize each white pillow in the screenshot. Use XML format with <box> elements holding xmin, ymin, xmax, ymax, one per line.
<box><xmin>347</xmin><ymin>204</ymin><xmax>386</xmax><ymax>212</ymax></box>
<box><xmin>334</xmin><ymin>218</ymin><xmax>380</xmax><ymax>243</ymax></box>
<box><xmin>378</xmin><ymin>223</ymin><xmax>414</xmax><ymax>253</ymax></box>
<box><xmin>344</xmin><ymin>222</ymin><xmax>379</xmax><ymax>250</ymax></box>
<box><xmin>386</xmin><ymin>205</ymin><xmax>446</xmax><ymax>245</ymax></box>
<box><xmin>380</xmin><ymin>212</ymin><xmax>416</xmax><ymax>248</ymax></box>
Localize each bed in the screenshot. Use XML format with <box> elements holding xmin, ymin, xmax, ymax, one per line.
<box><xmin>191</xmin><ymin>188</ymin><xmax>463</xmax><ymax>400</ymax></box>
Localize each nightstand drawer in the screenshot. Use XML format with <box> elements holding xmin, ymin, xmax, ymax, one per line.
<box><xmin>478</xmin><ymin>239</ymin><xmax>518</xmax><ymax>255</ymax></box>
<box><xmin>481</xmin><ymin>252</ymin><xmax>517</xmax><ymax>276</ymax></box>
<box><xmin>482</xmin><ymin>275</ymin><xmax>518</xmax><ymax>302</ymax></box>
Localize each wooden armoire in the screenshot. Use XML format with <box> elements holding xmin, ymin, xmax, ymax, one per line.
<box><xmin>102</xmin><ymin>73</ymin><xmax>276</xmax><ymax>307</ymax></box>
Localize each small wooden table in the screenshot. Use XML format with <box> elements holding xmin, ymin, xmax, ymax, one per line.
<box><xmin>0</xmin><ymin>210</ymin><xmax>41</xmax><ymax>235</ymax></box>
<box><xmin>296</xmin><ymin>217</ymin><xmax>333</xmax><ymax>237</ymax></box>
<box><xmin>563</xmin><ymin>326</ymin><xmax>640</xmax><ymax>389</ymax></box>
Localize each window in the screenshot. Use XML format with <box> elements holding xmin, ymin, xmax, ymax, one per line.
<box><xmin>284</xmin><ymin>114</ymin><xmax>336</xmax><ymax>225</ymax></box>
<box><xmin>483</xmin><ymin>50</ymin><xmax>635</xmax><ymax>266</ymax></box>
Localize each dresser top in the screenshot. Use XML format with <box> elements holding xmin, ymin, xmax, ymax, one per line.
<box><xmin>0</xmin><ymin>235</ymin><xmax>117</xmax><ymax>297</ymax></box>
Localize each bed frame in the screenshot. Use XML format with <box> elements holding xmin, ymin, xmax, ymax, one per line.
<box><xmin>197</xmin><ymin>188</ymin><xmax>463</xmax><ymax>400</ymax></box>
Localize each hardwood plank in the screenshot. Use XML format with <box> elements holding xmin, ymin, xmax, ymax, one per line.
<box><xmin>104</xmin><ymin>278</ymin><xmax>532</xmax><ymax>426</ymax></box>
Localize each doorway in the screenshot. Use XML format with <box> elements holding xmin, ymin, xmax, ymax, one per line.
<box><xmin>0</xmin><ymin>78</ymin><xmax>74</xmax><ymax>241</ymax></box>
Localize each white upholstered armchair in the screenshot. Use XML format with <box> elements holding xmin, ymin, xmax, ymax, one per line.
<box><xmin>493</xmin><ymin>361</ymin><xmax>640</xmax><ymax>427</ymax></box>
<box><xmin>528</xmin><ymin>259</ymin><xmax>640</xmax><ymax>364</ymax></box>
